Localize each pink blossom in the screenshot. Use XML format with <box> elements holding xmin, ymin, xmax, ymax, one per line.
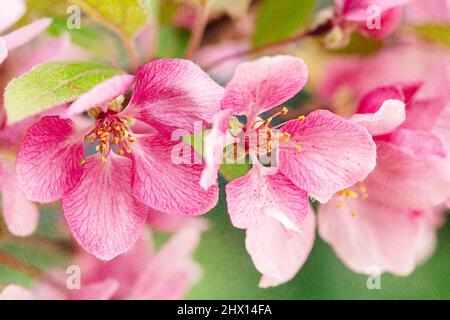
<box><xmin>317</xmin><ymin>83</ymin><xmax>450</xmax><ymax>275</ymax></box>
<box><xmin>0</xmin><ymin>223</ymin><xmax>206</xmax><ymax>300</ymax></box>
<box><xmin>203</xmin><ymin>55</ymin><xmax>376</xmax><ymax>286</ymax></box>
<box><xmin>16</xmin><ymin>59</ymin><xmax>223</xmax><ymax>260</ymax></box>
<box><xmin>333</xmin><ymin>0</ymin><xmax>411</xmax><ymax>38</ymax></box>
<box><xmin>0</xmin><ymin>0</ymin><xmax>51</xmax><ymax>65</ymax></box>
<box><xmin>405</xmin><ymin>0</ymin><xmax>450</xmax><ymax>24</ymax></box>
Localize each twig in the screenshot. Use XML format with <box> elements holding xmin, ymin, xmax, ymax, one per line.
<box><xmin>185</xmin><ymin>0</ymin><xmax>213</xmax><ymax>59</ymax></box>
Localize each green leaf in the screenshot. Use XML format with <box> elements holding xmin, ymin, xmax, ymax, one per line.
<box><xmin>253</xmin><ymin>0</ymin><xmax>317</xmax><ymax>47</ymax></box>
<box><xmin>414</xmin><ymin>24</ymin><xmax>450</xmax><ymax>49</ymax></box>
<box><xmin>157</xmin><ymin>24</ymin><xmax>190</xmax><ymax>58</ymax></box>
<box><xmin>219</xmin><ymin>163</ymin><xmax>250</xmax><ymax>181</ymax></box>
<box><xmin>5</xmin><ymin>62</ymin><xmax>120</xmax><ymax>123</ymax></box>
<box><xmin>328</xmin><ymin>32</ymin><xmax>383</xmax><ymax>56</ymax></box>
<box><xmin>71</xmin><ymin>0</ymin><xmax>148</xmax><ymax>37</ymax></box>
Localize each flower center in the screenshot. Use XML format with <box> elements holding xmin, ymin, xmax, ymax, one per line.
<box><xmin>334</xmin><ymin>183</ymin><xmax>368</xmax><ymax>217</ymax></box>
<box><xmin>80</xmin><ymin>114</ymin><xmax>136</xmax><ymax>165</ymax></box>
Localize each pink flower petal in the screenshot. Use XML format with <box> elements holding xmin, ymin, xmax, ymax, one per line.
<box><xmin>62</xmin><ymin>155</ymin><xmax>148</xmax><ymax>261</ymax></box>
<box><xmin>131</xmin><ymin>135</ymin><xmax>219</xmax><ymax>216</ymax></box>
<box><xmin>340</xmin><ymin>0</ymin><xmax>411</xmax><ymax>21</ymax></box>
<box><xmin>130</xmin><ymin>224</ymin><xmax>206</xmax><ymax>299</ymax></box>
<box><xmin>16</xmin><ymin>116</ymin><xmax>84</xmax><ymax>203</ymax></box>
<box><xmin>0</xmin><ymin>158</ymin><xmax>39</xmax><ymax>236</ymax></box>
<box><xmin>0</xmin><ymin>0</ymin><xmax>25</xmax><ymax>33</ymax></box>
<box><xmin>246</xmin><ymin>212</ymin><xmax>316</xmax><ymax>288</ymax></box>
<box><xmin>124</xmin><ymin>59</ymin><xmax>223</xmax><ymax>133</ymax></box>
<box><xmin>200</xmin><ymin>109</ymin><xmax>232</xmax><ymax>190</ymax></box>
<box><xmin>0</xmin><ymin>285</ymin><xmax>34</xmax><ymax>300</ymax></box>
<box><xmin>221</xmin><ymin>56</ymin><xmax>308</xmax><ymax>119</ymax></box>
<box><xmin>389</xmin><ymin>128</ymin><xmax>446</xmax><ymax>157</ymax></box>
<box><xmin>280</xmin><ymin>110</ymin><xmax>376</xmax><ymax>202</ymax></box>
<box><xmin>64</xmin><ymin>75</ymin><xmax>134</xmax><ymax>118</ymax></box>
<box><xmin>147</xmin><ymin>211</ymin><xmax>209</xmax><ymax>233</ymax></box>
<box><xmin>0</xmin><ymin>37</ymin><xmax>7</xmax><ymax>64</ymax></box>
<box><xmin>318</xmin><ymin>194</ymin><xmax>437</xmax><ymax>275</ymax></box>
<box><xmin>365</xmin><ymin>140</ymin><xmax>450</xmax><ymax>209</ymax></box>
<box><xmin>3</xmin><ymin>18</ymin><xmax>52</xmax><ymax>52</ymax></box>
<box><xmin>225</xmin><ymin>166</ymin><xmax>309</xmax><ymax>230</ymax></box>
<box><xmin>351</xmin><ymin>99</ymin><xmax>406</xmax><ymax>136</ymax></box>
<box><xmin>405</xmin><ymin>0</ymin><xmax>450</xmax><ymax>24</ymax></box>
<box><xmin>69</xmin><ymin>279</ymin><xmax>119</xmax><ymax>300</ymax></box>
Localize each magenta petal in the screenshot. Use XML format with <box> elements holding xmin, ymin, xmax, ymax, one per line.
<box><xmin>0</xmin><ymin>158</ymin><xmax>39</xmax><ymax>236</ymax></box>
<box><xmin>319</xmin><ymin>196</ymin><xmax>437</xmax><ymax>275</ymax></box>
<box><xmin>221</xmin><ymin>56</ymin><xmax>308</xmax><ymax>118</ymax></box>
<box><xmin>351</xmin><ymin>99</ymin><xmax>406</xmax><ymax>136</ymax></box>
<box><xmin>280</xmin><ymin>110</ymin><xmax>376</xmax><ymax>202</ymax></box>
<box><xmin>341</xmin><ymin>0</ymin><xmax>411</xmax><ymax>21</ymax></box>
<box><xmin>246</xmin><ymin>212</ymin><xmax>316</xmax><ymax>288</ymax></box>
<box><xmin>62</xmin><ymin>155</ymin><xmax>148</xmax><ymax>261</ymax></box>
<box><xmin>16</xmin><ymin>116</ymin><xmax>84</xmax><ymax>203</ymax></box>
<box><xmin>226</xmin><ymin>167</ymin><xmax>309</xmax><ymax>230</ymax></box>
<box><xmin>64</xmin><ymin>75</ymin><xmax>134</xmax><ymax>118</ymax></box>
<box><xmin>131</xmin><ymin>135</ymin><xmax>218</xmax><ymax>216</ymax></box>
<box><xmin>3</xmin><ymin>18</ymin><xmax>52</xmax><ymax>52</ymax></box>
<box><xmin>0</xmin><ymin>0</ymin><xmax>26</xmax><ymax>33</ymax></box>
<box><xmin>124</xmin><ymin>59</ymin><xmax>223</xmax><ymax>133</ymax></box>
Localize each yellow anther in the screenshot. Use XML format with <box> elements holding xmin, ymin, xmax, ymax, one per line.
<box><xmin>295</xmin><ymin>145</ymin><xmax>303</xmax><ymax>152</ymax></box>
<box><xmin>351</xmin><ymin>211</ymin><xmax>358</xmax><ymax>218</ymax></box>
<box><xmin>79</xmin><ymin>158</ymin><xmax>86</xmax><ymax>166</ymax></box>
<box><xmin>298</xmin><ymin>115</ymin><xmax>306</xmax><ymax>121</ymax></box>
<box><xmin>101</xmin><ymin>156</ymin><xmax>107</xmax><ymax>163</ymax></box>
<box><xmin>280</xmin><ymin>107</ymin><xmax>289</xmax><ymax>115</ymax></box>
<box><xmin>338</xmin><ymin>188</ymin><xmax>358</xmax><ymax>199</ymax></box>
<box><xmin>113</xmin><ymin>137</ymin><xmax>120</xmax><ymax>144</ymax></box>
<box><xmin>118</xmin><ymin>150</ymin><xmax>124</xmax><ymax>156</ymax></box>
<box><xmin>95</xmin><ymin>145</ymin><xmax>100</xmax><ymax>152</ymax></box>
<box><xmin>337</xmin><ymin>200</ymin><xmax>345</xmax><ymax>208</ymax></box>
<box><xmin>128</xmin><ymin>137</ymin><xmax>136</xmax><ymax>143</ymax></box>
<box><xmin>263</xmin><ymin>117</ymin><xmax>273</xmax><ymax>127</ymax></box>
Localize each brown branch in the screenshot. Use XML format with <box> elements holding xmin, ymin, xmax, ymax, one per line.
<box><xmin>185</xmin><ymin>0</ymin><xmax>213</xmax><ymax>59</ymax></box>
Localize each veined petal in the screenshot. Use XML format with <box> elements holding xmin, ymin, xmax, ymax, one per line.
<box><xmin>124</xmin><ymin>59</ymin><xmax>223</xmax><ymax>133</ymax></box>
<box><xmin>64</xmin><ymin>75</ymin><xmax>134</xmax><ymax>118</ymax></box>
<box><xmin>62</xmin><ymin>155</ymin><xmax>148</xmax><ymax>261</ymax></box>
<box><xmin>221</xmin><ymin>56</ymin><xmax>308</xmax><ymax>119</ymax></box>
<box><xmin>225</xmin><ymin>166</ymin><xmax>309</xmax><ymax>230</ymax></box>
<box><xmin>3</xmin><ymin>18</ymin><xmax>52</xmax><ymax>52</ymax></box>
<box><xmin>246</xmin><ymin>211</ymin><xmax>316</xmax><ymax>288</ymax></box>
<box><xmin>351</xmin><ymin>99</ymin><xmax>406</xmax><ymax>136</ymax></box>
<box><xmin>0</xmin><ymin>157</ymin><xmax>39</xmax><ymax>236</ymax></box>
<box><xmin>280</xmin><ymin>110</ymin><xmax>376</xmax><ymax>202</ymax></box>
<box><xmin>16</xmin><ymin>116</ymin><xmax>84</xmax><ymax>203</ymax></box>
<box><xmin>131</xmin><ymin>135</ymin><xmax>218</xmax><ymax>216</ymax></box>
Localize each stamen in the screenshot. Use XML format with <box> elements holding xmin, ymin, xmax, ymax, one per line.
<box><xmin>298</xmin><ymin>115</ymin><xmax>305</xmax><ymax>121</ymax></box>
<box><xmin>351</xmin><ymin>211</ymin><xmax>358</xmax><ymax>218</ymax></box>
<box><xmin>79</xmin><ymin>159</ymin><xmax>86</xmax><ymax>166</ymax></box>
<box><xmin>295</xmin><ymin>145</ymin><xmax>303</xmax><ymax>152</ymax></box>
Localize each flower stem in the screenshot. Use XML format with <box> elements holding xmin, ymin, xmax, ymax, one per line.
<box><xmin>0</xmin><ymin>250</ymin><xmax>42</xmax><ymax>279</ymax></box>
<box><xmin>204</xmin><ymin>21</ymin><xmax>333</xmax><ymax>70</ymax></box>
<box><xmin>185</xmin><ymin>0</ymin><xmax>213</xmax><ymax>59</ymax></box>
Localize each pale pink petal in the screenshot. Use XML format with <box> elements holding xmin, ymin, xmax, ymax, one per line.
<box><xmin>318</xmin><ymin>194</ymin><xmax>437</xmax><ymax>275</ymax></box>
<box><xmin>389</xmin><ymin>128</ymin><xmax>446</xmax><ymax>157</ymax></box>
<box><xmin>129</xmin><ymin>224</ymin><xmax>206</xmax><ymax>299</ymax></box>
<box><xmin>221</xmin><ymin>56</ymin><xmax>308</xmax><ymax>119</ymax></box>
<box><xmin>64</xmin><ymin>75</ymin><xmax>134</xmax><ymax>118</ymax></box>
<box><xmin>131</xmin><ymin>135</ymin><xmax>219</xmax><ymax>216</ymax></box>
<box><xmin>246</xmin><ymin>211</ymin><xmax>316</xmax><ymax>288</ymax></box>
<box><xmin>62</xmin><ymin>155</ymin><xmax>148</xmax><ymax>261</ymax></box>
<box><xmin>359</xmin><ymin>7</ymin><xmax>403</xmax><ymax>38</ymax></box>
<box><xmin>0</xmin><ymin>285</ymin><xmax>34</xmax><ymax>300</ymax></box>
<box><xmin>123</xmin><ymin>59</ymin><xmax>223</xmax><ymax>133</ymax></box>
<box><xmin>147</xmin><ymin>211</ymin><xmax>209</xmax><ymax>233</ymax></box>
<box><xmin>356</xmin><ymin>84</ymin><xmax>415</xmax><ymax>114</ymax></box>
<box><xmin>402</xmin><ymin>98</ymin><xmax>447</xmax><ymax>132</ymax></box>
<box><xmin>200</xmin><ymin>109</ymin><xmax>232</xmax><ymax>190</ymax></box>
<box><xmin>0</xmin><ymin>158</ymin><xmax>39</xmax><ymax>236</ymax></box>
<box><xmin>3</xmin><ymin>18</ymin><xmax>52</xmax><ymax>52</ymax></box>
<box><xmin>0</xmin><ymin>37</ymin><xmax>7</xmax><ymax>64</ymax></box>
<box><xmin>405</xmin><ymin>0</ymin><xmax>450</xmax><ymax>24</ymax></box>
<box><xmin>0</xmin><ymin>0</ymin><xmax>25</xmax><ymax>33</ymax></box>
<box><xmin>69</xmin><ymin>279</ymin><xmax>119</xmax><ymax>300</ymax></box>
<box><xmin>365</xmin><ymin>140</ymin><xmax>450</xmax><ymax>209</ymax></box>
<box><xmin>16</xmin><ymin>116</ymin><xmax>84</xmax><ymax>203</ymax></box>
<box><xmin>76</xmin><ymin>232</ymin><xmax>153</xmax><ymax>298</ymax></box>
<box><xmin>351</xmin><ymin>99</ymin><xmax>406</xmax><ymax>136</ymax></box>
<box><xmin>280</xmin><ymin>110</ymin><xmax>376</xmax><ymax>202</ymax></box>
<box><xmin>226</xmin><ymin>166</ymin><xmax>309</xmax><ymax>230</ymax></box>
